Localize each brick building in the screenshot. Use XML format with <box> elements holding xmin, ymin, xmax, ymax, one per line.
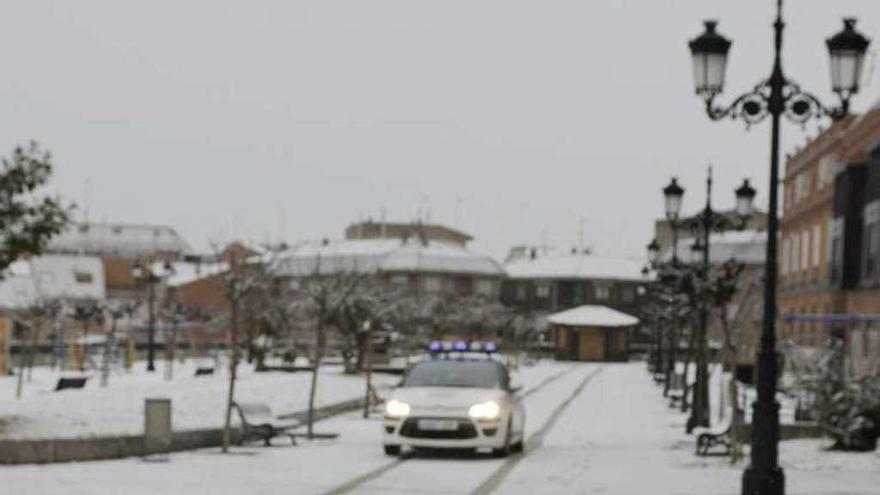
<box><xmin>780</xmin><ymin>104</ymin><xmax>880</xmax><ymax>375</ymax></box>
<box><xmin>277</xmin><ymin>222</ymin><xmax>505</xmax><ymax>299</ymax></box>
<box><xmin>345</xmin><ymin>220</ymin><xmax>472</xmax><ymax>247</ymax></box>
<box><xmin>46</xmin><ymin>222</ymin><xmax>191</xmax><ymax>300</ymax></box>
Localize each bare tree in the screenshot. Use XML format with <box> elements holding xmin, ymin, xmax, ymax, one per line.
<box><xmin>220</xmin><ymin>257</ymin><xmax>271</xmax><ymax>453</ymax></box>
<box><xmin>291</xmin><ymin>272</ymin><xmax>364</xmax><ymax>438</ymax></box>
<box><xmin>102</xmin><ymin>300</ymin><xmax>140</xmax><ymax>387</ymax></box>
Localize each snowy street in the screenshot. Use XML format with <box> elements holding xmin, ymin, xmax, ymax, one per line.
<box><xmin>3</xmin><ymin>362</ymin><xmax>879</xmax><ymax>495</ymax></box>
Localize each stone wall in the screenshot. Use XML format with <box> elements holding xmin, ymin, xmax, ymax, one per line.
<box><xmin>0</xmin><ymin>397</ymin><xmax>364</xmax><ymax>465</ymax></box>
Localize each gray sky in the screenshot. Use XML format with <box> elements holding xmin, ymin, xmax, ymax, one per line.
<box><xmin>2</xmin><ymin>1</ymin><xmax>880</xmax><ymax>260</ymax></box>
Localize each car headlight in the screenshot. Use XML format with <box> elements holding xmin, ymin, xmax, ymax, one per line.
<box><xmin>468</xmin><ymin>401</ymin><xmax>501</xmax><ymax>420</ymax></box>
<box><xmin>385</xmin><ymin>399</ymin><xmax>411</xmax><ymax>418</ymax></box>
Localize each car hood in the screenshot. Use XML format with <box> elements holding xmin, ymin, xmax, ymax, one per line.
<box><xmin>391</xmin><ymin>386</ymin><xmax>507</xmax><ymax>410</ymax></box>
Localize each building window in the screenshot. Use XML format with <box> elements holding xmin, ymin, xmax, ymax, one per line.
<box><xmin>863</xmin><ymin>201</ymin><xmax>880</xmax><ymax>283</ymax></box>
<box><xmin>795</xmin><ymin>172</ymin><xmax>811</xmax><ymax>203</ymax></box>
<box><xmin>73</xmin><ymin>271</ymin><xmax>93</xmax><ymax>284</ymax></box>
<box><xmin>818</xmin><ymin>154</ymin><xmax>840</xmax><ymax>187</ymax></box>
<box><xmin>791</xmin><ymin>234</ymin><xmax>800</xmax><ymax>273</ymax></box>
<box><xmin>536</xmin><ymin>282</ymin><xmax>551</xmax><ymax>299</ymax></box>
<box><xmin>390</xmin><ymin>274</ymin><xmax>408</xmax><ymax>288</ymax></box>
<box><xmin>620</xmin><ymin>286</ymin><xmax>635</xmax><ymax>303</ymax></box>
<box><xmin>475</xmin><ymin>279</ymin><xmax>494</xmax><ymax>296</ymax></box>
<box><xmin>781</xmin><ymin>237</ymin><xmax>790</xmax><ymax>275</ymax></box>
<box><xmin>595</xmin><ymin>284</ymin><xmax>610</xmax><ymax>301</ymax></box>
<box><xmin>515</xmin><ymin>284</ymin><xmax>527</xmax><ymax>301</ymax></box>
<box><xmin>812</xmin><ymin>224</ymin><xmax>822</xmax><ymax>268</ymax></box>
<box><xmin>830</xmin><ymin>218</ymin><xmax>844</xmax><ymax>286</ymax></box>
<box><xmin>453</xmin><ymin>276</ymin><xmax>473</xmax><ymax>296</ymax></box>
<box><xmin>801</xmin><ymin>229</ymin><xmax>810</xmax><ymax>271</ymax></box>
<box><xmin>423</xmin><ymin>276</ymin><xmax>442</xmax><ymax>292</ymax></box>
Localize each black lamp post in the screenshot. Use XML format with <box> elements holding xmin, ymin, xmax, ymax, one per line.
<box><xmin>133</xmin><ymin>260</ymin><xmax>173</xmax><ymax>372</ymax></box>
<box><xmin>688</xmin><ymin>2</ymin><xmax>869</xmax><ymax>493</ymax></box>
<box><xmin>665</xmin><ymin>170</ymin><xmax>754</xmax><ymax>432</ymax></box>
<box><xmin>661</xmin><ymin>178</ymin><xmax>685</xmax><ymax>395</ymax></box>
<box><xmin>646</xmin><ymin>239</ymin><xmax>665</xmax><ymax>374</ymax></box>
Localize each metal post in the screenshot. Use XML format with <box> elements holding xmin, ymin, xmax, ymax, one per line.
<box><xmin>147</xmin><ymin>275</ymin><xmax>156</xmax><ymax>372</ymax></box>
<box><xmin>664</xmin><ymin>224</ymin><xmax>681</xmax><ymax>396</ymax></box>
<box><xmin>742</xmin><ymin>1</ymin><xmax>785</xmax><ymax>493</ymax></box>
<box><xmin>688</xmin><ymin>171</ymin><xmax>713</xmax><ymax>432</ymax></box>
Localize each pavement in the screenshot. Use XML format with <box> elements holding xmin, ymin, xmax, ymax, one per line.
<box><xmin>2</xmin><ymin>362</ymin><xmax>879</xmax><ymax>495</ymax></box>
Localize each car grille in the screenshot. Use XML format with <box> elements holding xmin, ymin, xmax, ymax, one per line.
<box><xmin>399</xmin><ymin>418</ymin><xmax>478</xmax><ymax>439</ymax></box>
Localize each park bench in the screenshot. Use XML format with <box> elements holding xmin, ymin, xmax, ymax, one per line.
<box><xmin>55</xmin><ymin>377</ymin><xmax>88</xmax><ymax>391</ymax></box>
<box><xmin>233</xmin><ymin>401</ymin><xmax>298</xmax><ymax>446</ymax></box>
<box><xmin>194</xmin><ymin>367</ymin><xmax>215</xmax><ymax>376</ymax></box>
<box><xmin>693</xmin><ymin>413</ymin><xmax>733</xmax><ymax>456</ymax></box>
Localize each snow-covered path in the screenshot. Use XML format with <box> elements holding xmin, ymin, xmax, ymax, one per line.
<box><xmin>3</xmin><ymin>362</ymin><xmax>880</xmax><ymax>494</ymax></box>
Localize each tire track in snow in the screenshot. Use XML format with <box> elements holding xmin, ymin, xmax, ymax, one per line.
<box><xmin>320</xmin><ymin>365</ymin><xmax>578</xmax><ymax>495</ymax></box>
<box><xmin>470</xmin><ymin>366</ymin><xmax>604</xmax><ymax>495</ymax></box>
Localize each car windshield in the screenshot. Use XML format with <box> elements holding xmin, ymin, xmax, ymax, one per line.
<box><xmin>402</xmin><ymin>360</ymin><xmax>502</xmax><ymax>389</ymax></box>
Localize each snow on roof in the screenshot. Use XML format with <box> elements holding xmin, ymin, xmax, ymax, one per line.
<box><xmin>666</xmin><ymin>230</ymin><xmax>766</xmax><ymax>265</ymax></box>
<box><xmin>276</xmin><ymin>238</ymin><xmax>505</xmax><ymax>277</ymax></box>
<box><xmin>0</xmin><ymin>255</ymin><xmax>105</xmax><ymax>309</ymax></box>
<box><xmin>47</xmin><ymin>222</ymin><xmax>191</xmax><ymax>257</ymax></box>
<box><xmin>504</xmin><ymin>253</ymin><xmax>649</xmax><ymax>282</ymax></box>
<box><xmin>0</xmin><ymin>271</ymin><xmax>39</xmax><ymax>309</ymax></box>
<box><xmin>165</xmin><ymin>260</ymin><xmax>230</xmax><ymax>287</ymax></box>
<box><xmin>547</xmin><ymin>305</ymin><xmax>639</xmax><ymax>328</ymax></box>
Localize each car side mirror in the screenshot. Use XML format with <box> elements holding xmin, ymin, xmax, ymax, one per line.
<box><xmin>510</xmin><ymin>384</ymin><xmax>523</xmax><ymax>394</ymax></box>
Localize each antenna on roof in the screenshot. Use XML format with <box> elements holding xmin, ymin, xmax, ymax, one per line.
<box><xmin>82</xmin><ymin>178</ymin><xmax>92</xmax><ymax>225</ymax></box>
<box><xmin>380</xmin><ymin>208</ymin><xmax>387</xmax><ymax>238</ymax></box>
<box><xmin>578</xmin><ymin>217</ymin><xmax>584</xmax><ymax>253</ymax></box>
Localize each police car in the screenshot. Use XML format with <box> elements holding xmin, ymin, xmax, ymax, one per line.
<box><xmin>382</xmin><ymin>342</ymin><xmax>526</xmax><ymax>457</ymax></box>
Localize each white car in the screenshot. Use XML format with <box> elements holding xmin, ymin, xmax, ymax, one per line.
<box><xmin>382</xmin><ymin>358</ymin><xmax>526</xmax><ymax>457</ymax></box>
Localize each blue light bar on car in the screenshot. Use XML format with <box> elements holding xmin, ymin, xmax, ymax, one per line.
<box><xmin>428</xmin><ymin>341</ymin><xmax>443</xmax><ymax>353</ymax></box>
<box><xmin>483</xmin><ymin>342</ymin><xmax>497</xmax><ymax>353</ymax></box>
<box><xmin>453</xmin><ymin>341</ymin><xmax>468</xmax><ymax>352</ymax></box>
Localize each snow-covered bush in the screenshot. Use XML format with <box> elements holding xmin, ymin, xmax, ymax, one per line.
<box><xmin>795</xmin><ymin>341</ymin><xmax>880</xmax><ymax>451</ymax></box>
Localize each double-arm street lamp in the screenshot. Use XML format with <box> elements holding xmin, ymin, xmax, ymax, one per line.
<box><xmin>132</xmin><ymin>259</ymin><xmax>173</xmax><ymax>372</ymax></box>
<box><xmin>687</xmin><ymin>1</ymin><xmax>870</xmax><ymax>493</ymax></box>
<box><xmin>651</xmin><ymin>172</ymin><xmax>755</xmax><ymax>429</ymax></box>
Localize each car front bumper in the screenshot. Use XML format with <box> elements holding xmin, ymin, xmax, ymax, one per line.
<box><xmin>382</xmin><ymin>414</ymin><xmax>508</xmax><ymax>450</ymax></box>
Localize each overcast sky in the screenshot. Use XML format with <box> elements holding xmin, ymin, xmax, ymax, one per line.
<box><xmin>2</xmin><ymin>1</ymin><xmax>880</xmax><ymax>260</ymax></box>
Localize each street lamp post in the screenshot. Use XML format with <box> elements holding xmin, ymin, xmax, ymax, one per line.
<box><xmin>662</xmin><ymin>171</ymin><xmax>754</xmax><ymax>431</ymax></box>
<box><xmin>687</xmin><ymin>2</ymin><xmax>869</xmax><ymax>493</ymax></box>
<box><xmin>133</xmin><ymin>260</ymin><xmax>173</xmax><ymax>372</ymax></box>
<box><xmin>662</xmin><ymin>178</ymin><xmax>684</xmax><ymax>396</ymax></box>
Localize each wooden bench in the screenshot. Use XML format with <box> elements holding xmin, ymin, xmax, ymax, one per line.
<box><xmin>233</xmin><ymin>402</ymin><xmax>297</xmax><ymax>446</ymax></box>
<box><xmin>55</xmin><ymin>377</ymin><xmax>88</xmax><ymax>391</ymax></box>
<box><xmin>194</xmin><ymin>367</ymin><xmax>215</xmax><ymax>376</ymax></box>
<box><xmin>693</xmin><ymin>412</ymin><xmax>733</xmax><ymax>456</ymax></box>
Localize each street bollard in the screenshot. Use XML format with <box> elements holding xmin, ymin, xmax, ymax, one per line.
<box><xmin>144</xmin><ymin>398</ymin><xmax>172</xmax><ymax>459</ymax></box>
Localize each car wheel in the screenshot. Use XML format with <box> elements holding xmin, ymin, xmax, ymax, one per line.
<box><xmin>384</xmin><ymin>445</ymin><xmax>401</xmax><ymax>456</ymax></box>
<box><xmin>511</xmin><ymin>439</ymin><xmax>524</xmax><ymax>453</ymax></box>
<box><xmin>492</xmin><ymin>420</ymin><xmax>512</xmax><ymax>458</ymax></box>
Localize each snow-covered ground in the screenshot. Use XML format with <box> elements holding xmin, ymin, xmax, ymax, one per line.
<box><xmin>2</xmin><ymin>362</ymin><xmax>879</xmax><ymax>494</ymax></box>
<box><xmin>0</xmin><ymin>359</ymin><xmax>401</xmax><ymax>440</ymax></box>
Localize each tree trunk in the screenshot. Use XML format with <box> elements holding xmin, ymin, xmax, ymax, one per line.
<box><xmin>681</xmin><ymin>322</ymin><xmax>698</xmax><ymax>413</ymax></box>
<box><xmin>165</xmin><ymin>316</ymin><xmax>178</xmax><ymax>381</ymax></box>
<box><xmin>101</xmin><ymin>317</ymin><xmax>118</xmax><ymax>387</ymax></box>
<box><xmin>15</xmin><ymin>323</ymin><xmax>28</xmax><ymax>399</ymax></box>
<box><xmin>306</xmin><ymin>318</ymin><xmax>325</xmax><ymax>439</ymax></box>
<box><xmin>363</xmin><ymin>329</ymin><xmax>374</xmax><ymax>419</ymax></box>
<box><xmin>222</xmin><ymin>299</ymin><xmax>240</xmax><ymax>453</ymax></box>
